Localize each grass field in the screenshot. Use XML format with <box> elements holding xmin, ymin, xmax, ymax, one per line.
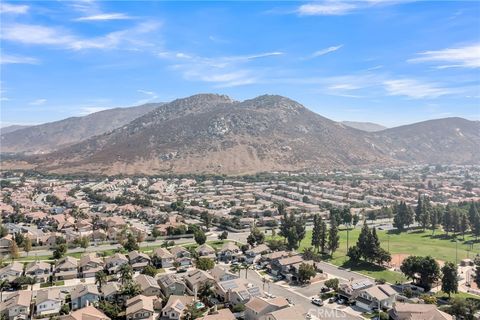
<box><xmin>294</xmin><ymin>227</ymin><xmax>479</xmax><ymax>283</ymax></box>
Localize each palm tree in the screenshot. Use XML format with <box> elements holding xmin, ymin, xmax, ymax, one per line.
<box><xmin>242</xmin><ymin>263</ymin><xmax>251</xmax><ymax>279</ymax></box>
<box><xmin>95</xmin><ymin>271</ymin><xmax>107</xmax><ymax>291</ymax></box>
<box><xmin>119</xmin><ymin>264</ymin><xmax>133</xmax><ymax>284</ymax></box>
<box><xmin>230</xmin><ymin>264</ymin><xmax>241</xmax><ymax>277</ymax></box>
<box><xmin>197</xmin><ymin>282</ymin><xmax>214</xmax><ymax>304</ymax></box>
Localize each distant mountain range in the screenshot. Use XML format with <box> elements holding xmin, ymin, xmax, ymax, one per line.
<box><xmin>2</xmin><ymin>94</ymin><xmax>478</xmax><ymax>175</ymax></box>
<box><xmin>1</xmin><ymin>103</ymin><xmax>160</xmax><ymax>154</ymax></box>
<box><xmin>341</xmin><ymin>121</ymin><xmax>387</xmax><ymax>132</ymax></box>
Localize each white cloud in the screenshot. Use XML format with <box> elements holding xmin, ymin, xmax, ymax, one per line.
<box><xmin>78</xmin><ymin>107</ymin><xmax>109</xmax><ymax>115</ymax></box>
<box><xmin>408</xmin><ymin>43</ymin><xmax>480</xmax><ymax>69</ymax></box>
<box><xmin>29</xmin><ymin>99</ymin><xmax>47</xmax><ymax>105</ymax></box>
<box><xmin>297</xmin><ymin>2</ymin><xmax>356</xmax><ymax>16</ymax></box>
<box><xmin>1</xmin><ymin>22</ymin><xmax>160</xmax><ymax>50</ymax></box>
<box><xmin>311</xmin><ymin>45</ymin><xmax>343</xmax><ymax>58</ymax></box>
<box><xmin>0</xmin><ymin>53</ymin><xmax>39</xmax><ymax>65</ymax></box>
<box><xmin>0</xmin><ymin>3</ymin><xmax>29</xmax><ymax>14</ymax></box>
<box><xmin>75</xmin><ymin>13</ymin><xmax>133</xmax><ymax>21</ymax></box>
<box><xmin>136</xmin><ymin>89</ymin><xmax>158</xmax><ymax>104</ymax></box>
<box><xmin>384</xmin><ymin>79</ymin><xmax>451</xmax><ymax>99</ymax></box>
<box><xmin>159</xmin><ymin>50</ymin><xmax>282</xmax><ymax>87</ymax></box>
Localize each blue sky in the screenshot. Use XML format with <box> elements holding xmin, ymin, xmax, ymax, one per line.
<box><xmin>1</xmin><ymin>0</ymin><xmax>479</xmax><ymax>127</ymax></box>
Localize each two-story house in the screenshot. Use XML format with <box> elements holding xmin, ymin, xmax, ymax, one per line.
<box><xmin>25</xmin><ymin>261</ymin><xmax>51</xmax><ymax>283</ymax></box>
<box><xmin>36</xmin><ymin>289</ymin><xmax>66</xmax><ymax>316</ymax></box>
<box><xmin>71</xmin><ymin>284</ymin><xmax>101</xmax><ymax>310</ymax></box>
<box><xmin>104</xmin><ymin>253</ymin><xmax>128</xmax><ymax>274</ymax></box>
<box><xmin>79</xmin><ymin>253</ymin><xmax>104</xmax><ymax>278</ymax></box>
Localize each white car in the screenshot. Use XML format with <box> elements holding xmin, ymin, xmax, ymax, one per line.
<box><xmin>311</xmin><ymin>298</ymin><xmax>324</xmax><ymax>306</ymax></box>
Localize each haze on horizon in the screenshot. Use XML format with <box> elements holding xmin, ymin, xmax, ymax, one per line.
<box><xmin>1</xmin><ymin>0</ymin><xmax>479</xmax><ymax>127</ymax></box>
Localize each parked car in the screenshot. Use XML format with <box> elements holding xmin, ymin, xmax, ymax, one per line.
<box><xmin>337</xmin><ymin>298</ymin><xmax>345</xmax><ymax>304</ymax></box>
<box><xmin>320</xmin><ymin>286</ymin><xmax>331</xmax><ymax>293</ymax></box>
<box><xmin>311</xmin><ymin>298</ymin><xmax>324</xmax><ymax>306</ymax></box>
<box><xmin>328</xmin><ymin>297</ymin><xmax>337</xmax><ymax>303</ymax></box>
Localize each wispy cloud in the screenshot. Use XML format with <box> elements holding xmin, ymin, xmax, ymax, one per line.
<box><xmin>0</xmin><ymin>53</ymin><xmax>39</xmax><ymax>65</ymax></box>
<box><xmin>297</xmin><ymin>2</ymin><xmax>356</xmax><ymax>16</ymax></box>
<box><xmin>29</xmin><ymin>98</ymin><xmax>47</xmax><ymax>105</ymax></box>
<box><xmin>1</xmin><ymin>21</ymin><xmax>160</xmax><ymax>50</ymax></box>
<box><xmin>0</xmin><ymin>2</ymin><xmax>29</xmax><ymax>14</ymax></box>
<box><xmin>408</xmin><ymin>43</ymin><xmax>480</xmax><ymax>69</ymax></box>
<box><xmin>78</xmin><ymin>107</ymin><xmax>109</xmax><ymax>116</ymax></box>
<box><xmin>136</xmin><ymin>89</ymin><xmax>158</xmax><ymax>104</ymax></box>
<box><xmin>311</xmin><ymin>45</ymin><xmax>343</xmax><ymax>58</ymax></box>
<box><xmin>75</xmin><ymin>13</ymin><xmax>133</xmax><ymax>21</ymax></box>
<box><xmin>384</xmin><ymin>79</ymin><xmax>452</xmax><ymax>99</ymax></box>
<box><xmin>159</xmin><ymin>50</ymin><xmax>283</xmax><ymax>87</ymax></box>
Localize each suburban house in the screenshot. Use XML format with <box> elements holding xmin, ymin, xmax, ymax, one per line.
<box><xmin>0</xmin><ymin>234</ymin><xmax>14</xmax><ymax>251</ymax></box>
<box><xmin>25</xmin><ymin>261</ymin><xmax>51</xmax><ymax>283</ymax></box>
<box><xmin>135</xmin><ymin>274</ymin><xmax>162</xmax><ymax>296</ymax></box>
<box><xmin>215</xmin><ymin>278</ymin><xmax>263</xmax><ymax>305</ymax></box>
<box><xmin>244</xmin><ymin>297</ymin><xmax>289</xmax><ymax>320</ymax></box>
<box><xmin>355</xmin><ymin>284</ymin><xmax>398</xmax><ymax>311</ymax></box>
<box><xmin>61</xmin><ymin>306</ymin><xmax>111</xmax><ymax>320</ymax></box>
<box><xmin>79</xmin><ymin>253</ymin><xmax>104</xmax><ymax>278</ymax></box>
<box><xmin>126</xmin><ymin>295</ymin><xmax>155</xmax><ymax>320</ymax></box>
<box><xmin>158</xmin><ymin>274</ymin><xmax>186</xmax><ymax>297</ymax></box>
<box><xmin>263</xmin><ymin>305</ymin><xmax>307</xmax><ymax>320</ymax></box>
<box><xmin>70</xmin><ymin>284</ymin><xmax>101</xmax><ymax>310</ymax></box>
<box><xmin>0</xmin><ymin>261</ymin><xmax>24</xmax><ymax>281</ymax></box>
<box><xmin>55</xmin><ymin>256</ymin><xmax>79</xmax><ymax>281</ymax></box>
<box><xmin>245</xmin><ymin>244</ymin><xmax>271</xmax><ymax>263</ymax></box>
<box><xmin>153</xmin><ymin>247</ymin><xmax>174</xmax><ymax>268</ymax></box>
<box><xmin>36</xmin><ymin>289</ymin><xmax>66</xmax><ymax>316</ymax></box>
<box><xmin>170</xmin><ymin>246</ymin><xmax>192</xmax><ymax>266</ymax></box>
<box><xmin>128</xmin><ymin>251</ymin><xmax>151</xmax><ymax>271</ymax></box>
<box><xmin>184</xmin><ymin>269</ymin><xmax>215</xmax><ymax>294</ymax></box>
<box><xmin>389</xmin><ymin>303</ymin><xmax>453</xmax><ymax>320</ymax></box>
<box><xmin>217</xmin><ymin>242</ymin><xmax>241</xmax><ymax>262</ymax></box>
<box><xmin>104</xmin><ymin>253</ymin><xmax>128</xmax><ymax>274</ymax></box>
<box><xmin>102</xmin><ymin>282</ymin><xmax>121</xmax><ymax>302</ymax></box>
<box><xmin>196</xmin><ymin>244</ymin><xmax>216</xmax><ymax>259</ymax></box>
<box><xmin>161</xmin><ymin>295</ymin><xmax>194</xmax><ymax>320</ymax></box>
<box><xmin>210</xmin><ymin>265</ymin><xmax>239</xmax><ymax>282</ymax></box>
<box><xmin>338</xmin><ymin>279</ymin><xmax>375</xmax><ymax>302</ymax></box>
<box><xmin>199</xmin><ymin>308</ymin><xmax>236</xmax><ymax>320</ymax></box>
<box><xmin>0</xmin><ymin>291</ymin><xmax>32</xmax><ymax>320</ymax></box>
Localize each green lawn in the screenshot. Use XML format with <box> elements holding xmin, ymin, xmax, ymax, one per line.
<box><xmin>292</xmin><ymin>227</ymin><xmax>479</xmax><ymax>283</ymax></box>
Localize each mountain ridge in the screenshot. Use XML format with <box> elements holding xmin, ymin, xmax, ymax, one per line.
<box><xmin>2</xmin><ymin>94</ymin><xmax>478</xmax><ymax>175</ymax></box>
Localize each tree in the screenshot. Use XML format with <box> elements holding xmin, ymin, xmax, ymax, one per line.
<box><xmin>460</xmin><ymin>212</ymin><xmax>469</xmax><ymax>240</ymax></box>
<box><xmin>0</xmin><ymin>279</ymin><xmax>10</xmax><ymax>301</ymax></box>
<box><xmin>53</xmin><ymin>243</ymin><xmax>67</xmax><ymax>259</ymax></box>
<box><xmin>119</xmin><ymin>264</ymin><xmax>133</xmax><ymax>284</ymax></box>
<box><xmin>393</xmin><ymin>201</ymin><xmax>414</xmax><ymax>232</ymax></box>
<box><xmin>151</xmin><ymin>228</ymin><xmax>162</xmax><ymax>239</ymax></box>
<box><xmin>196</xmin><ymin>258</ymin><xmax>215</xmax><ymax>271</ymax></box>
<box><xmin>298</xmin><ymin>263</ymin><xmax>316</xmax><ymax>284</ymax></box>
<box><xmin>98</xmin><ymin>300</ymin><xmax>121</xmax><ymax>320</ymax></box>
<box><xmin>123</xmin><ymin>233</ymin><xmax>139</xmax><ymax>252</ymax></box>
<box><xmin>441</xmin><ymin>262</ymin><xmax>458</xmax><ymax>298</ymax></box>
<box><xmin>468</xmin><ymin>202</ymin><xmax>478</xmax><ymax>229</ymax></box>
<box><xmin>474</xmin><ymin>258</ymin><xmax>480</xmax><ymax>289</ymax></box>
<box><xmin>247</xmin><ymin>227</ymin><xmax>265</xmax><ymax>247</ymax></box>
<box><xmin>303</xmin><ymin>247</ymin><xmax>315</xmax><ymax>260</ymax></box>
<box><xmin>14</xmin><ymin>233</ymin><xmax>24</xmax><ymax>246</ymax></box>
<box><xmin>194</xmin><ymin>229</ymin><xmax>206</xmax><ymax>245</ymax></box>
<box><xmin>95</xmin><ymin>271</ymin><xmax>107</xmax><ymax>291</ymax></box>
<box><xmin>311</xmin><ymin>214</ymin><xmax>322</xmax><ymax>253</ymax></box>
<box><xmin>320</xmin><ymin>220</ymin><xmax>327</xmax><ymax>253</ymax></box>
<box><xmin>120</xmin><ymin>281</ymin><xmax>141</xmax><ymax>298</ymax></box>
<box><xmin>218</xmin><ymin>231</ymin><xmax>228</xmax><ymax>240</ymax></box>
<box><xmin>79</xmin><ymin>236</ymin><xmax>89</xmax><ymax>251</ymax></box>
<box><xmin>347</xmin><ymin>245</ymin><xmax>362</xmax><ymax>262</ymax></box>
<box><xmin>447</xmin><ymin>298</ymin><xmax>477</xmax><ymax>320</ymax></box>
<box><xmin>230</xmin><ymin>264</ymin><xmax>242</xmax><ymax>277</ymax></box>
<box><xmin>415</xmin><ymin>195</ymin><xmax>423</xmax><ymax>223</ymax></box>
<box><xmin>9</xmin><ymin>241</ymin><xmax>19</xmax><ymax>260</ymax></box>
<box><xmin>327</xmin><ymin>217</ymin><xmax>340</xmax><ymax>256</ymax></box>
<box><xmin>23</xmin><ymin>237</ymin><xmax>32</xmax><ymax>256</ymax></box>
<box><xmin>324</xmin><ymin>278</ymin><xmax>339</xmax><ymax>291</ymax></box>
<box><xmin>142</xmin><ymin>265</ymin><xmax>158</xmax><ymax>277</ymax></box>
<box><xmin>183</xmin><ymin>302</ymin><xmax>204</xmax><ymax>320</ymax></box>
<box><xmin>357</xmin><ymin>221</ymin><xmax>370</xmax><ymax>259</ymax></box>
<box><xmin>400</xmin><ymin>256</ymin><xmax>440</xmax><ymax>291</ymax></box>
<box><xmin>197</xmin><ymin>282</ymin><xmax>214</xmax><ymax>304</ymax></box>
<box><xmin>286</xmin><ymin>225</ymin><xmax>299</xmax><ymax>250</ymax></box>
<box><xmin>442</xmin><ymin>205</ymin><xmax>453</xmax><ymax>235</ymax></box>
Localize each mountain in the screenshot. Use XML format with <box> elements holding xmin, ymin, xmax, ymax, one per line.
<box><xmin>4</xmin><ymin>94</ymin><xmax>479</xmax><ymax>175</ymax></box>
<box><xmin>27</xmin><ymin>94</ymin><xmax>395</xmax><ymax>175</ymax></box>
<box><xmin>0</xmin><ymin>125</ymin><xmax>32</xmax><ymax>135</ymax></box>
<box><xmin>0</xmin><ymin>103</ymin><xmax>161</xmax><ymax>154</ymax></box>
<box><xmin>369</xmin><ymin>117</ymin><xmax>480</xmax><ymax>165</ymax></box>
<box><xmin>341</xmin><ymin>121</ymin><xmax>387</xmax><ymax>132</ymax></box>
